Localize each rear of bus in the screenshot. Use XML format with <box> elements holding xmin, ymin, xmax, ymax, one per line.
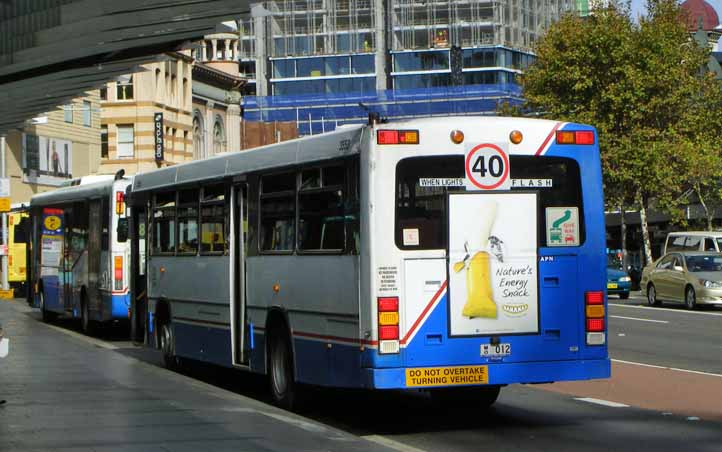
<box><xmin>109</xmin><ymin>179</ymin><xmax>132</xmax><ymax>321</ymax></box>
<box><xmin>363</xmin><ymin>117</ymin><xmax>610</xmax><ymax>392</ymax></box>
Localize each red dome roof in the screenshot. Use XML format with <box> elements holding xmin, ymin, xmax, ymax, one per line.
<box><xmin>681</xmin><ymin>0</ymin><xmax>720</xmax><ymax>31</ymax></box>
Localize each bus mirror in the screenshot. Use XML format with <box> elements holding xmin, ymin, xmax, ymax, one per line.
<box><xmin>117</xmin><ymin>218</ymin><xmax>129</xmax><ymax>243</ymax></box>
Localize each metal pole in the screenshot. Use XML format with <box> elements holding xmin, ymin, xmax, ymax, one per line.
<box><xmin>0</xmin><ymin>135</ymin><xmax>7</xmax><ymax>292</ymax></box>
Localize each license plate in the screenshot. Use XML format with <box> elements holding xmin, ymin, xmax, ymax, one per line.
<box><xmin>481</xmin><ymin>343</ymin><xmax>511</xmax><ymax>357</ymax></box>
<box><xmin>607</xmin><ymin>283</ymin><xmax>618</xmax><ymax>289</ymax></box>
<box><xmin>405</xmin><ymin>365</ymin><xmax>488</xmax><ymax>387</ymax></box>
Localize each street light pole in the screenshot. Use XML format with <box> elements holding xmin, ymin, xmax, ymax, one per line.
<box><xmin>0</xmin><ymin>134</ymin><xmax>7</xmax><ymax>292</ymax></box>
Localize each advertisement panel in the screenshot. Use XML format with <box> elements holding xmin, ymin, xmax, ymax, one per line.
<box><xmin>40</xmin><ymin>208</ymin><xmax>64</xmax><ymax>277</ymax></box>
<box><xmin>22</xmin><ymin>134</ymin><xmax>73</xmax><ymax>186</ymax></box>
<box><xmin>448</xmin><ymin>192</ymin><xmax>539</xmax><ymax>336</ymax></box>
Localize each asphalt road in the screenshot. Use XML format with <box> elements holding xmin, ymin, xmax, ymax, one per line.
<box><xmin>2</xmin><ymin>297</ymin><xmax>720</xmax><ymax>452</ymax></box>
<box><xmin>607</xmin><ymin>292</ymin><xmax>722</xmax><ymax>374</ymax></box>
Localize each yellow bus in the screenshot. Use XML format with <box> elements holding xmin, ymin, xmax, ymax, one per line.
<box><xmin>7</xmin><ymin>210</ymin><xmax>29</xmax><ymax>297</ymax></box>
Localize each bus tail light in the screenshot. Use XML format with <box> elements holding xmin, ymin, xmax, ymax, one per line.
<box><xmin>378</xmin><ymin>296</ymin><xmax>400</xmax><ymax>354</ymax></box>
<box><xmin>556</xmin><ymin>130</ymin><xmax>596</xmax><ymax>145</ymax></box>
<box><xmin>585</xmin><ymin>290</ymin><xmax>606</xmax><ymax>345</ymax></box>
<box><xmin>114</xmin><ymin>256</ymin><xmax>123</xmax><ymax>291</ymax></box>
<box><xmin>377</xmin><ymin>130</ymin><xmax>420</xmax><ymax>145</ymax></box>
<box><xmin>116</xmin><ymin>191</ymin><xmax>125</xmax><ymax>215</ymax></box>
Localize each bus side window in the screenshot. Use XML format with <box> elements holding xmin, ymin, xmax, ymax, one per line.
<box><xmin>177</xmin><ymin>189</ymin><xmax>199</xmax><ymax>255</ymax></box>
<box><xmin>102</xmin><ymin>198</ymin><xmax>110</xmax><ymax>251</ymax></box>
<box><xmin>200</xmin><ymin>184</ymin><xmax>227</xmax><ymax>255</ymax></box>
<box><xmin>153</xmin><ymin>192</ymin><xmax>176</xmax><ymax>254</ymax></box>
<box><xmin>260</xmin><ymin>172</ymin><xmax>295</xmax><ymax>252</ymax></box>
<box><xmin>298</xmin><ymin>165</ymin><xmax>346</xmax><ymax>252</ymax></box>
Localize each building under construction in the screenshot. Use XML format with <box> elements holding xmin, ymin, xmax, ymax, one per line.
<box><xmin>239</xmin><ymin>0</ymin><xmax>585</xmax><ymax>134</ymax></box>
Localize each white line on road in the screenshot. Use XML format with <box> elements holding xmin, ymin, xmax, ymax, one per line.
<box><xmin>612</xmin><ymin>359</ymin><xmax>722</xmax><ymax>378</ymax></box>
<box><xmin>574</xmin><ymin>397</ymin><xmax>629</xmax><ymax>408</ymax></box>
<box><xmin>362</xmin><ymin>435</ymin><xmax>428</xmax><ymax>452</ymax></box>
<box><xmin>609</xmin><ymin>303</ymin><xmax>722</xmax><ymax>316</ymax></box>
<box><xmin>609</xmin><ymin>315</ymin><xmax>669</xmax><ymax>324</ymax></box>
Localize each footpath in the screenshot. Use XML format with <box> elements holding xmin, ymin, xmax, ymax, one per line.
<box><xmin>0</xmin><ymin>300</ymin><xmax>390</xmax><ymax>452</ymax></box>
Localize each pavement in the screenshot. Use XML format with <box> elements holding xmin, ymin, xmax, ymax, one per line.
<box><xmin>0</xmin><ymin>300</ymin><xmax>392</xmax><ymax>452</ymax></box>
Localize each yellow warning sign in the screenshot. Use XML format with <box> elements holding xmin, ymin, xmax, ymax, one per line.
<box><xmin>0</xmin><ymin>198</ymin><xmax>10</xmax><ymax>213</ymax></box>
<box><xmin>405</xmin><ymin>365</ymin><xmax>488</xmax><ymax>387</ymax></box>
<box><xmin>0</xmin><ymin>289</ymin><xmax>14</xmax><ymax>299</ymax></box>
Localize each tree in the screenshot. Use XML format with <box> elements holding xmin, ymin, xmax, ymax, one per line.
<box><xmin>518</xmin><ymin>0</ymin><xmax>712</xmax><ymax>265</ymax></box>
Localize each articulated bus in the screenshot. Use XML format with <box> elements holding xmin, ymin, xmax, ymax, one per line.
<box><xmin>29</xmin><ymin>173</ymin><xmax>133</xmax><ymax>333</ymax></box>
<box><xmin>127</xmin><ymin>116</ymin><xmax>610</xmax><ymax>409</ymax></box>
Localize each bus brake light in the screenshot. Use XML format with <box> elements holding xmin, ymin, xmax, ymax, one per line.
<box><xmin>378</xmin><ymin>296</ymin><xmax>400</xmax><ymax>354</ymax></box>
<box><xmin>116</xmin><ymin>191</ymin><xmax>125</xmax><ymax>215</ymax></box>
<box><xmin>556</xmin><ymin>130</ymin><xmax>596</xmax><ymax>145</ymax></box>
<box><xmin>586</xmin><ymin>318</ymin><xmax>605</xmax><ymax>332</ymax></box>
<box><xmin>379</xmin><ymin>325</ymin><xmax>399</xmax><ymax>340</ymax></box>
<box><xmin>585</xmin><ymin>291</ymin><xmax>604</xmax><ymax>305</ymax></box>
<box><xmin>114</xmin><ymin>256</ymin><xmax>123</xmax><ymax>290</ymax></box>
<box><xmin>378</xmin><ymin>297</ymin><xmax>399</xmax><ymax>312</ymax></box>
<box><xmin>377</xmin><ymin>130</ymin><xmax>419</xmax><ymax>145</ymax></box>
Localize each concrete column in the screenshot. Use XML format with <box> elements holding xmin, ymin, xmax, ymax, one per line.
<box><xmin>226</xmin><ymin>104</ymin><xmax>241</xmax><ymax>151</ymax></box>
<box><xmin>375</xmin><ymin>0</ymin><xmax>387</xmax><ymax>90</ymax></box>
<box><xmin>233</xmin><ymin>41</ymin><xmax>239</xmax><ymax>60</ymax></box>
<box><xmin>201</xmin><ymin>40</ymin><xmax>207</xmax><ymax>61</ymax></box>
<box><xmin>212</xmin><ymin>40</ymin><xmax>218</xmax><ymax>61</ymax></box>
<box><xmin>205</xmin><ymin>102</ymin><xmax>215</xmax><ymax>158</ymax></box>
<box><xmin>255</xmin><ymin>15</ymin><xmax>269</xmax><ymax>96</ymax></box>
<box><xmin>224</xmin><ymin>39</ymin><xmax>231</xmax><ymax>60</ymax></box>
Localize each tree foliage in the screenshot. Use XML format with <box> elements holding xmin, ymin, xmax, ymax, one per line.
<box><xmin>516</xmin><ymin>0</ymin><xmax>720</xmax><ymax>264</ymax></box>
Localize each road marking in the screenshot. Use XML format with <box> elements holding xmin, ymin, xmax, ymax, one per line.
<box><xmin>574</xmin><ymin>397</ymin><xmax>629</xmax><ymax>408</ymax></box>
<box><xmin>609</xmin><ymin>303</ymin><xmax>722</xmax><ymax>316</ymax></box>
<box><xmin>41</xmin><ymin>323</ymin><xmax>119</xmax><ymax>350</ymax></box>
<box><xmin>362</xmin><ymin>435</ymin><xmax>428</xmax><ymax>452</ymax></box>
<box><xmin>610</xmin><ymin>315</ymin><xmax>669</xmax><ymax>324</ymax></box>
<box><xmin>612</xmin><ymin>359</ymin><xmax>722</xmax><ymax>378</ymax></box>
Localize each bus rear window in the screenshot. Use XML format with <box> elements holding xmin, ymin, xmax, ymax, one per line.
<box><xmin>395</xmin><ymin>156</ymin><xmax>585</xmax><ymax>250</ymax></box>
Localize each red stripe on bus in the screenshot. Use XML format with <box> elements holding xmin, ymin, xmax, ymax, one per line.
<box><xmin>535</xmin><ymin>122</ymin><xmax>563</xmax><ymax>156</ymax></box>
<box><xmin>401</xmin><ymin>280</ymin><xmax>448</xmax><ymax>345</ymax></box>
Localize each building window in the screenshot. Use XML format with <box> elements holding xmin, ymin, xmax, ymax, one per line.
<box><xmin>193</xmin><ymin>113</ymin><xmax>205</xmax><ymax>159</ymax></box>
<box><xmin>101</xmin><ymin>125</ymin><xmax>108</xmax><ymax>158</ymax></box>
<box><xmin>117</xmin><ymin>75</ymin><xmax>134</xmax><ymax>100</ymax></box>
<box><xmin>99</xmin><ymin>87</ymin><xmax>108</xmax><ymax>101</ymax></box>
<box><xmin>213</xmin><ymin>120</ymin><xmax>225</xmax><ymax>155</ymax></box>
<box><xmin>183</xmin><ymin>130</ymin><xmax>188</xmax><ymax>154</ymax></box>
<box><xmin>117</xmin><ymin>125</ymin><xmax>134</xmax><ymax>158</ymax></box>
<box><xmin>82</xmin><ymin>101</ymin><xmax>92</xmax><ymax>127</ymax></box>
<box><xmin>63</xmin><ymin>105</ymin><xmax>73</xmax><ymax>123</ymax></box>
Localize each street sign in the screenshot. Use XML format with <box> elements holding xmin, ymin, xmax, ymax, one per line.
<box><xmin>0</xmin><ymin>198</ymin><xmax>10</xmax><ymax>212</ymax></box>
<box><xmin>464</xmin><ymin>143</ymin><xmax>511</xmax><ymax>191</ymax></box>
<box><xmin>154</xmin><ymin>112</ymin><xmax>164</xmax><ymax>162</ymax></box>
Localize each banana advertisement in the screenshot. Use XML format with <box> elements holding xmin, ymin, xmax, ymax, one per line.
<box><xmin>448</xmin><ymin>192</ymin><xmax>539</xmax><ymax>336</ymax></box>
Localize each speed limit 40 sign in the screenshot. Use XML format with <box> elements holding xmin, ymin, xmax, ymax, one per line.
<box><xmin>464</xmin><ymin>143</ymin><xmax>511</xmax><ymax>191</ymax></box>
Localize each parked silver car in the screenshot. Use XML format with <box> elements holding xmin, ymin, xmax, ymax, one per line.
<box><xmin>641</xmin><ymin>252</ymin><xmax>722</xmax><ymax>309</ymax></box>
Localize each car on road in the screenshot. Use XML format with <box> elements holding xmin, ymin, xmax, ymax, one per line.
<box><xmin>607</xmin><ymin>266</ymin><xmax>631</xmax><ymax>299</ymax></box>
<box><xmin>641</xmin><ymin>252</ymin><xmax>722</xmax><ymax>309</ymax></box>
<box><xmin>664</xmin><ymin>231</ymin><xmax>722</xmax><ymax>254</ymax></box>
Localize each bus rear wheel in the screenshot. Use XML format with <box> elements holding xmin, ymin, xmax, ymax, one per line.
<box><xmin>159</xmin><ymin>321</ymin><xmax>179</xmax><ymax>370</ymax></box>
<box><xmin>268</xmin><ymin>327</ymin><xmax>297</xmax><ymax>411</ymax></box>
<box><xmin>431</xmin><ymin>385</ymin><xmax>501</xmax><ymax>409</ymax></box>
<box><xmin>80</xmin><ymin>293</ymin><xmax>95</xmax><ymax>335</ymax></box>
<box><xmin>39</xmin><ymin>290</ymin><xmax>56</xmax><ymax>323</ymax></box>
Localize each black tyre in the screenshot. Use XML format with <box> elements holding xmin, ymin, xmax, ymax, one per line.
<box><xmin>619</xmin><ymin>292</ymin><xmax>630</xmax><ymax>300</ymax></box>
<box><xmin>431</xmin><ymin>385</ymin><xmax>501</xmax><ymax>409</ymax></box>
<box><xmin>39</xmin><ymin>290</ymin><xmax>56</xmax><ymax>322</ymax></box>
<box><xmin>159</xmin><ymin>320</ymin><xmax>179</xmax><ymax>370</ymax></box>
<box><xmin>268</xmin><ymin>326</ymin><xmax>298</xmax><ymax>411</ymax></box>
<box><xmin>685</xmin><ymin>286</ymin><xmax>697</xmax><ymax>310</ymax></box>
<box><xmin>647</xmin><ymin>284</ymin><xmax>660</xmax><ymax>307</ymax></box>
<box><xmin>80</xmin><ymin>293</ymin><xmax>95</xmax><ymax>335</ymax></box>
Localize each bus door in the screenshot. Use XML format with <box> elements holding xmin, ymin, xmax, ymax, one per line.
<box><xmin>231</xmin><ymin>184</ymin><xmax>248</xmax><ymax>366</ymax></box>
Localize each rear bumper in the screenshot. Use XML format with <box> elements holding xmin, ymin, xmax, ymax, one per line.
<box><xmin>366</xmin><ymin>358</ymin><xmax>611</xmax><ymax>389</ymax></box>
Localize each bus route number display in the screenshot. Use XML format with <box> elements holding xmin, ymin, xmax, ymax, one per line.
<box><xmin>465</xmin><ymin>143</ymin><xmax>511</xmax><ymax>191</ymax></box>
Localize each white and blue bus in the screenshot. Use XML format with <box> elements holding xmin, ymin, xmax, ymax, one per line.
<box><xmin>127</xmin><ymin>116</ymin><xmax>610</xmax><ymax>409</ymax></box>
<box><xmin>29</xmin><ymin>173</ymin><xmax>134</xmax><ymax>333</ymax></box>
